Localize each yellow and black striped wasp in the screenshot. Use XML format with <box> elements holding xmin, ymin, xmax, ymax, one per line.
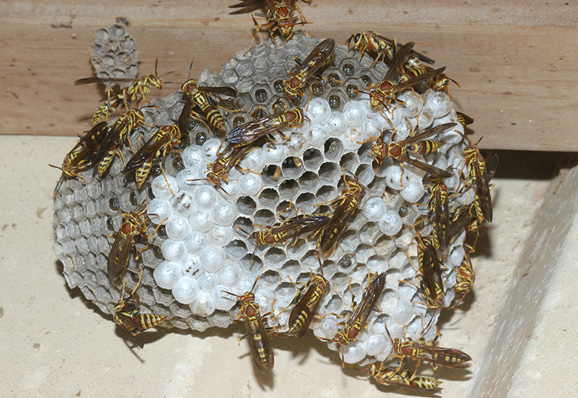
<box><xmin>285</xmin><ymin>270</ymin><xmax>330</xmax><ymax>338</ymax></box>
<box><xmin>370</xmin><ymin>123</ymin><xmax>456</xmax><ymax>182</ymax></box>
<box><xmin>314</xmin><ymin>172</ymin><xmax>366</xmax><ymax>256</ymax></box>
<box><xmin>179</xmin><ymin>69</ymin><xmax>237</xmax><ymax>134</ymax></box>
<box><xmin>402</xmin><ymin>234</ymin><xmax>445</xmax><ymax>310</ymax></box>
<box><xmin>346</xmin><ymin>32</ymin><xmax>435</xmax><ymax>69</ymax></box>
<box><xmin>93</xmin><ymin>108</ymin><xmax>151</xmax><ymax>177</ymax></box>
<box><xmin>452</xmin><ymin>252</ymin><xmax>475</xmax><ymax>308</ymax></box>
<box><xmin>222</xmin><ymin>276</ymin><xmax>274</xmax><ymax>373</ymax></box>
<box><xmin>427</xmin><ymin>176</ymin><xmax>450</xmax><ymax>250</ymax></box>
<box><xmin>113</xmin><ymin>267</ymin><xmax>168</xmax><ymax>348</ymax></box>
<box><xmin>366</xmin><ymin>41</ymin><xmax>446</xmax><ymax>110</ymax></box>
<box><xmin>463</xmin><ymin>145</ymin><xmax>498</xmax><ymax>224</ymax></box>
<box><xmin>230</xmin><ymin>0</ymin><xmax>311</xmax><ymax>52</ymax></box>
<box><xmin>283</xmin><ymin>38</ymin><xmax>335</xmax><ymax>101</ymax></box>
<box><xmin>74</xmin><ymin>59</ymin><xmax>171</xmax><ymax>124</ymax></box>
<box><xmin>123</xmin><ymin>124</ymin><xmax>181</xmax><ymax>189</ymax></box>
<box><xmin>226</xmin><ymin>106</ymin><xmax>306</xmax><ymax>147</ymax></box>
<box><xmin>386</xmin><ymin>325</ymin><xmax>472</xmax><ymax>370</ymax></box>
<box><xmin>368</xmin><ymin>362</ymin><xmax>442</xmax><ymax>390</ymax></box>
<box><xmin>334</xmin><ymin>272</ymin><xmax>387</xmax><ymax>347</ymax></box>
<box><xmin>107</xmin><ymin>201</ymin><xmax>164</xmax><ymax>286</ymax></box>
<box><xmin>50</xmin><ymin>121</ymin><xmax>109</xmax><ymax>197</ymax></box>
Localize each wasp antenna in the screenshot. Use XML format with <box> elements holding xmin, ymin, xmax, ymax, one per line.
<box><xmin>187</xmin><ymin>59</ymin><xmax>195</xmax><ymax>80</ymax></box>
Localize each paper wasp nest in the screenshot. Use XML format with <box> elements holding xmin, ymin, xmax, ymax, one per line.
<box><xmin>91</xmin><ymin>22</ymin><xmax>139</xmax><ymax>81</ymax></box>
<box><xmin>54</xmin><ymin>32</ymin><xmax>472</xmax><ymax>366</ymax></box>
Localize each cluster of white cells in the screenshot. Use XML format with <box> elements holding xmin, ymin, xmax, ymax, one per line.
<box><xmin>54</xmin><ymin>33</ymin><xmax>473</xmax><ymax>366</ymax></box>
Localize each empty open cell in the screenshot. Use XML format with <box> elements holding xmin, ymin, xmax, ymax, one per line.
<box><xmin>318</xmin><ymin>162</ymin><xmax>340</xmax><ymax>184</ymax></box>
<box><xmin>294</xmin><ymin>192</ymin><xmax>317</xmax><ymax>213</ymax></box>
<box><xmin>253</xmin><ymin>209</ymin><xmax>276</xmax><ymax>228</ymax></box>
<box><xmin>324</xmin><ymin>138</ymin><xmax>344</xmax><ymax>161</ymax></box>
<box><xmin>236</xmin><ymin>195</ymin><xmax>257</xmax><ymax>215</ymax></box>
<box><xmin>257</xmin><ymin>188</ymin><xmax>280</xmax><ymax>209</ymax></box>
<box><xmin>302</xmin><ymin>148</ymin><xmax>323</xmax><ymax>170</ymax></box>
<box><xmin>278</xmin><ymin>178</ymin><xmax>300</xmax><ymax>198</ymax></box>
<box><xmin>239</xmin><ymin>253</ymin><xmax>264</xmax><ymax>274</ymax></box>
<box><xmin>280</xmin><ymin>260</ymin><xmax>301</xmax><ymax>281</ymax></box>
<box><xmin>264</xmin><ymin>247</ymin><xmax>287</xmax><ymax>268</ymax></box>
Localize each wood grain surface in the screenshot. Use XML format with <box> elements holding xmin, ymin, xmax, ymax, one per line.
<box><xmin>0</xmin><ymin>0</ymin><xmax>576</xmax><ymax>151</ymax></box>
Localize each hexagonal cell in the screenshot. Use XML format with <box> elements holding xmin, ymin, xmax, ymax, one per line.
<box><xmin>281</xmin><ymin>156</ymin><xmax>305</xmax><ymax>179</ymax></box>
<box><xmin>310</xmin><ymin>81</ymin><xmax>325</xmax><ymax>97</ymax></box>
<box><xmin>264</xmin><ymin>247</ymin><xmax>287</xmax><ymax>269</ymax></box>
<box><xmin>318</xmin><ymin>162</ymin><xmax>340</xmax><ymax>185</ymax></box>
<box><xmin>327</xmin><ymin>89</ymin><xmax>348</xmax><ymax>112</ymax></box>
<box><xmin>279</xmin><ymin>179</ymin><xmax>300</xmax><ymax>198</ymax></box>
<box><xmin>340</xmin><ymin>151</ymin><xmax>360</xmax><ymax>172</ymax></box>
<box><xmin>258</xmin><ymin>188</ymin><xmax>280</xmax><ymax>209</ymax></box>
<box><xmin>250</xmin><ymin>84</ymin><xmax>272</xmax><ymax>104</ymax></box>
<box><xmin>261</xmin><ymin>164</ymin><xmax>283</xmax><ymax>186</ymax></box>
<box><xmin>261</xmin><ymin>269</ymin><xmax>281</xmax><ymax>286</ymax></box>
<box><xmin>225</xmin><ymin>239</ymin><xmax>248</xmax><ymax>261</ymax></box>
<box><xmin>271</xmin><ymin>78</ymin><xmax>285</xmax><ymax>94</ymax></box>
<box><xmin>274</xmin><ymin>282</ymin><xmax>297</xmax><ymax>302</ymax></box>
<box><xmin>302</xmin><ymin>148</ymin><xmax>323</xmax><ymax>170</ymax></box>
<box><xmin>359</xmin><ymin>222</ymin><xmax>380</xmax><ymax>245</ymax></box>
<box><xmin>337</xmin><ymin>254</ymin><xmax>356</xmax><ymax>273</ymax></box>
<box><xmin>285</xmin><ymin>238</ymin><xmax>308</xmax><ymax>260</ymax></box>
<box><xmin>254</xmin><ymin>209</ymin><xmax>276</xmax><ymax>227</ymax></box>
<box><xmin>299</xmin><ymin>249</ymin><xmax>320</xmax><ymax>269</ymax></box>
<box><xmin>324</xmin><ymin>293</ymin><xmax>344</xmax><ymax>313</ymax></box>
<box><xmin>316</xmin><ymin>185</ymin><xmax>337</xmax><ymax>204</ymax></box>
<box><xmin>345</xmin><ymin>81</ymin><xmax>360</xmax><ymax>99</ymax></box>
<box><xmin>236</xmin><ymin>195</ymin><xmax>257</xmax><ymax>215</ymax></box>
<box><xmin>280</xmin><ymin>259</ymin><xmax>301</xmax><ymax>280</ymax></box>
<box><xmin>240</xmin><ymin>253</ymin><xmax>264</xmax><ymax>274</ymax></box>
<box><xmin>298</xmin><ymin>171</ymin><xmax>320</xmax><ymax>193</ymax></box>
<box><xmin>295</xmin><ymin>192</ymin><xmax>317</xmax><ymax>213</ymax></box>
<box><xmin>324</xmin><ymin>138</ymin><xmax>344</xmax><ymax>161</ymax></box>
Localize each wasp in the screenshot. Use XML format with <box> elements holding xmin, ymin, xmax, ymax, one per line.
<box><xmin>370</xmin><ymin>123</ymin><xmax>455</xmax><ymax>180</ymax></box>
<box><xmin>180</xmin><ymin>75</ymin><xmax>237</xmax><ymax>134</ymax></box>
<box><xmin>222</xmin><ymin>276</ymin><xmax>274</xmax><ymax>373</ymax></box>
<box><xmin>239</xmin><ymin>210</ymin><xmax>330</xmax><ymax>264</ymax></box>
<box><xmin>93</xmin><ymin>108</ymin><xmax>150</xmax><ymax>177</ymax></box>
<box><xmin>114</xmin><ymin>267</ymin><xmax>168</xmax><ymax>348</ymax></box>
<box><xmin>227</xmin><ymin>106</ymin><xmax>305</xmax><ymax>147</ymax></box>
<box><xmin>452</xmin><ymin>252</ymin><xmax>475</xmax><ymax>307</ymax></box>
<box><xmin>427</xmin><ymin>177</ymin><xmax>450</xmax><ymax>250</ymax></box>
<box><xmin>366</xmin><ymin>42</ymin><xmax>446</xmax><ymax>110</ymax></box>
<box><xmin>123</xmin><ymin>124</ymin><xmax>181</xmax><ymax>189</ymax></box>
<box><xmin>50</xmin><ymin>121</ymin><xmax>109</xmax><ymax>197</ymax></box>
<box><xmin>314</xmin><ymin>173</ymin><xmax>366</xmax><ymax>256</ymax></box>
<box><xmin>285</xmin><ymin>272</ymin><xmax>330</xmax><ymax>337</ymax></box>
<box><xmin>429</xmin><ymin>72</ymin><xmax>460</xmax><ymax>96</ymax></box>
<box><xmin>346</xmin><ymin>32</ymin><xmax>435</xmax><ymax>69</ymax></box>
<box><xmin>334</xmin><ymin>272</ymin><xmax>387</xmax><ymax>347</ymax></box>
<box><xmin>186</xmin><ymin>143</ymin><xmax>255</xmax><ymax>196</ymax></box>
<box><xmin>402</xmin><ymin>234</ymin><xmax>445</xmax><ymax>310</ymax></box>
<box><xmin>230</xmin><ymin>0</ymin><xmax>310</xmax><ymax>52</ymax></box>
<box><xmin>456</xmin><ymin>111</ymin><xmax>475</xmax><ymax>127</ymax></box>
<box><xmin>463</xmin><ymin>145</ymin><xmax>494</xmax><ymax>224</ymax></box>
<box><xmin>107</xmin><ymin>202</ymin><xmax>163</xmax><ymax>286</ymax></box>
<box><xmin>75</xmin><ymin>59</ymin><xmax>169</xmax><ymax>125</ymax></box>
<box><xmin>368</xmin><ymin>363</ymin><xmax>442</xmax><ymax>390</ymax></box>
<box><xmin>447</xmin><ymin>203</ymin><xmax>482</xmax><ymax>253</ymax></box>
<box><xmin>387</xmin><ymin>326</ymin><xmax>472</xmax><ymax>369</ymax></box>
<box><xmin>283</xmin><ymin>38</ymin><xmax>335</xmax><ymax>101</ymax></box>
<box><xmin>249</xmin><ymin>213</ymin><xmax>331</xmax><ymax>248</ymax></box>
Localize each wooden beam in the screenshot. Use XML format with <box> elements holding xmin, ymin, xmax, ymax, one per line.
<box><xmin>0</xmin><ymin>0</ymin><xmax>576</xmax><ymax>151</ymax></box>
